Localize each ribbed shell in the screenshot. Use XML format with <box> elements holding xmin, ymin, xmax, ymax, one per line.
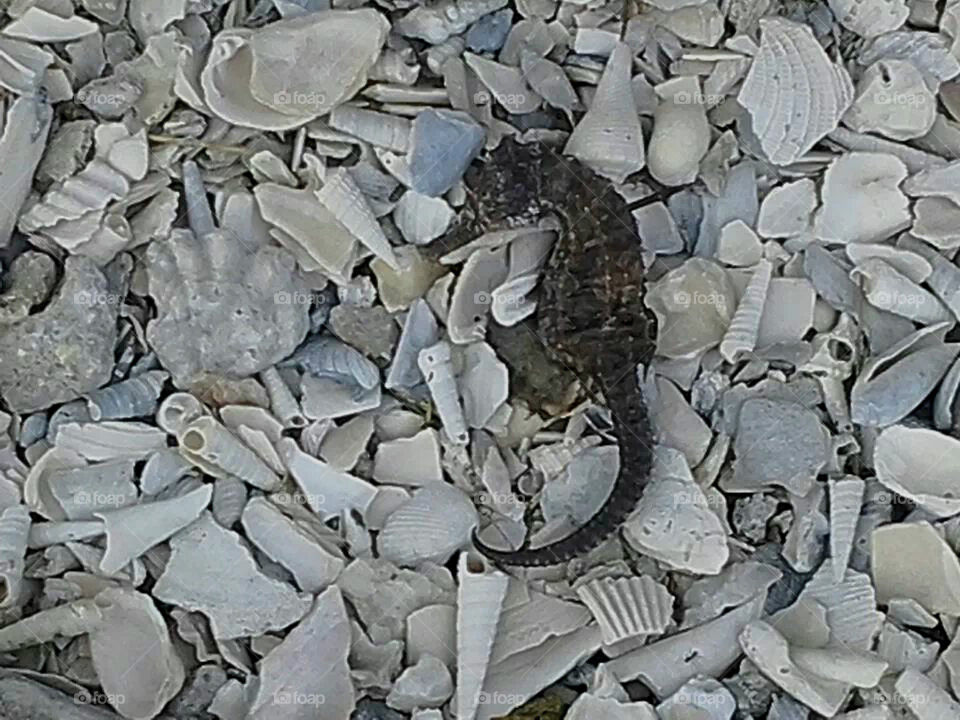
<box><xmin>828</xmin><ymin>477</ymin><xmax>865</xmax><ymax>582</ymax></box>
<box><xmin>457</xmin><ymin>553</ymin><xmax>509</xmax><ymax>720</ymax></box>
<box><xmin>85</xmin><ymin>370</ymin><xmax>169</xmax><ymax>421</ymax></box>
<box><xmin>178</xmin><ymin>416</ymin><xmax>280</xmax><ymax>491</ymax></box>
<box><xmin>286</xmin><ymin>335</ymin><xmax>380</xmax><ymax>391</ymax></box>
<box><xmin>720</xmin><ymin>259</ymin><xmax>772</xmax><ymax>362</ymax></box>
<box><xmin>418</xmin><ymin>341</ymin><xmax>469</xmax><ymax>445</ymax></box>
<box><xmin>378</xmin><ymin>483</ymin><xmax>479</xmax><ymax>567</ymax></box>
<box><xmin>259</xmin><ymin>366</ymin><xmax>305</xmax><ymax>429</ymax></box>
<box><xmin>211</xmin><ymin>475</ymin><xmax>248</xmax><ymax>528</ymax></box>
<box><xmin>0</xmin><ymin>505</ymin><xmax>30</xmax><ymax>608</ymax></box>
<box><xmin>576</xmin><ymin>575</ymin><xmax>674</xmax><ymax>645</ymax></box>
<box><xmin>316</xmin><ymin>169</ymin><xmax>399</xmax><ymax>270</ymax></box>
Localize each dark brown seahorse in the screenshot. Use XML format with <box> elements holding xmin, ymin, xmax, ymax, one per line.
<box><xmin>450</xmin><ymin>138</ymin><xmax>660</xmax><ymax>566</ymax></box>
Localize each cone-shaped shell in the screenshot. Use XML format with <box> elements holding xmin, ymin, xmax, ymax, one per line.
<box><xmin>720</xmin><ymin>259</ymin><xmax>772</xmax><ymax>362</ymax></box>
<box><xmin>211</xmin><ymin>475</ymin><xmax>248</xmax><ymax>528</ymax></box>
<box><xmin>85</xmin><ymin>370</ymin><xmax>169</xmax><ymax>421</ymax></box>
<box><xmin>0</xmin><ymin>505</ymin><xmax>30</xmax><ymax>608</ymax></box>
<box><xmin>828</xmin><ymin>476</ymin><xmax>865</xmax><ymax>582</ymax></box>
<box><xmin>576</xmin><ymin>575</ymin><xmax>674</xmax><ymax>645</ymax></box>
<box><xmin>457</xmin><ymin>552</ymin><xmax>509</xmax><ymax>720</ymax></box>
<box><xmin>379</xmin><ymin>483</ymin><xmax>478</xmax><ymax>567</ymax></box>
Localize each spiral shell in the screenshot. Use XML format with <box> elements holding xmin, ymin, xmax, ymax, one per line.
<box><xmin>418</xmin><ymin>341</ymin><xmax>468</xmax><ymax>445</ymax></box>
<box><xmin>576</xmin><ymin>575</ymin><xmax>674</xmax><ymax>645</ymax></box>
<box><xmin>211</xmin><ymin>475</ymin><xmax>248</xmax><ymax>528</ymax></box>
<box><xmin>85</xmin><ymin>370</ymin><xmax>169</xmax><ymax>421</ymax></box>
<box><xmin>828</xmin><ymin>476</ymin><xmax>865</xmax><ymax>582</ymax></box>
<box><xmin>178</xmin><ymin>416</ymin><xmax>281</xmax><ymax>491</ymax></box>
<box><xmin>720</xmin><ymin>259</ymin><xmax>772</xmax><ymax>363</ymax></box>
<box><xmin>259</xmin><ymin>366</ymin><xmax>305</xmax><ymax>429</ymax></box>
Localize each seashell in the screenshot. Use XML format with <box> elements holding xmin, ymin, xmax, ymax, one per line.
<box><xmin>3</xmin><ymin>7</ymin><xmax>98</xmax><ymax>42</ymax></box>
<box><xmin>828</xmin><ymin>0</ymin><xmax>907</xmax><ymax>37</ymax></box>
<box><xmin>874</xmin><ymin>425</ymin><xmax>960</xmax><ymax>516</ymax></box>
<box><xmin>316</xmin><ymin>168</ymin><xmax>399</xmax><ymax>270</ymax></box>
<box><xmin>55</xmin><ymin>421</ymin><xmax>167</xmax><ymax>462</ymax></box>
<box><xmin>564</xmin><ymin>42</ymin><xmax>645</xmax><ymax>183</ymax></box>
<box><xmin>447</xmin><ymin>245</ymin><xmax>510</xmax><ymax>344</ymax></box>
<box><xmin>657</xmin><ymin>677</ymin><xmax>736</xmax><ymax>720</ymax></box>
<box><xmin>716</xmin><ymin>220</ymin><xmax>763</xmax><ymax>267</ymax></box>
<box><xmin>460</xmin><ymin>342</ymin><xmax>509</xmax><ymax>429</ymax></box>
<box><xmin>393</xmin><ymin>191</ymin><xmax>455</xmax><ymax>246</ymax></box>
<box><xmin>201</xmin><ymin>10</ymin><xmax>389</xmax><ymax>130</ymax></box>
<box><xmin>851</xmin><ymin>257</ymin><xmax>949</xmax><ymax>323</ymax></box>
<box><xmin>211</xmin><ymin>475</ymin><xmax>247</xmax><ymax>528</ymax></box>
<box><xmin>851</xmin><ymin>322</ymin><xmax>959</xmax><ymax>427</ymax></box>
<box><xmin>387</xmin><ymin>299</ymin><xmax>439</xmax><ymax>390</ymax></box>
<box><xmin>329</xmin><ymin>105</ymin><xmax>410</xmax><ymax>152</ymax></box>
<box><xmin>576</xmin><ymin>575</ymin><xmax>674</xmax><ymax>645</ymax></box>
<box><xmin>318</xmin><ymin>414</ymin><xmax>373</xmax><ymax>472</ymax></box>
<box><xmin>648</xmin><ymin>76</ymin><xmax>710</xmax><ymax>186</ymax></box>
<box><xmin>373</xmin><ymin>429</ymin><xmax>443</xmax><ymax>486</ymax></box>
<box><xmin>84</xmin><ymin>370</ymin><xmax>168</xmax><ymax>421</ymax></box>
<box><xmin>156</xmin><ymin>392</ymin><xmax>205</xmax><ymax>436</ymax></box>
<box><xmin>379</xmin><ymin>484</ymin><xmax>479</xmax><ymax>567</ymax></box>
<box><xmin>846</xmin><ymin>243</ymin><xmax>932</xmax><ymax>283</ymax></box>
<box><xmin>872</xmin><ymin>522</ymin><xmax>960</xmax><ymax>615</ymax></box>
<box><xmin>219</xmin><ymin>405</ymin><xmax>284</xmax><ymax>443</ymax></box>
<box><xmin>96</xmin><ymin>484</ymin><xmax>211</xmax><ymax>575</ymax></box>
<box><xmin>178</xmin><ymin>416</ymin><xmax>281</xmax><ymax>491</ymax></box>
<box><xmin>895</xmin><ymin>668</ymin><xmax>960</xmax><ymax>720</ymax></box>
<box><xmin>738</xmin><ymin>18</ymin><xmax>854</xmax><ymax>165</ymax></box>
<box><xmin>911</xmin><ymin>197</ymin><xmax>960</xmax><ymax>251</ymax></box>
<box><xmin>287</xmin><ymin>335</ymin><xmax>380</xmax><ymax>393</ymax></box>
<box><xmin>903</xmin><ymin>159</ymin><xmax>960</xmax><ymax>206</ymax></box>
<box><xmin>0</xmin><ymin>505</ymin><xmax>30</xmax><ymax>608</ymax></box>
<box><xmin>520</xmin><ymin>51</ymin><xmax>578</xmax><ymax>117</ymax></box>
<box><xmin>258</xmin><ymin>366</ymin><xmax>305</xmax><ymax>429</ymax></box>
<box><xmin>859</xmin><ymin>30</ymin><xmax>960</xmax><ymax>84</ymax></box>
<box><xmin>395</xmin><ymin>0</ymin><xmax>508</xmax><ymax>43</ymax></box>
<box><xmin>828</xmin><ymin>476</ymin><xmax>865</xmax><ymax>582</ymax></box>
<box><xmin>457</xmin><ymin>553</ymin><xmax>509</xmax><ymax>720</ymax></box>
<box><xmin>898</xmin><ymin>235</ymin><xmax>960</xmax><ymax>320</ymax></box>
<box><xmin>465</xmin><ymin>52</ymin><xmax>540</xmax><ymax>114</ymax></box>
<box><xmin>720</xmin><ymin>258</ymin><xmax>772</xmax><ymax>362</ymax></box>
<box><xmin>844</xmin><ymin>60</ymin><xmax>936</xmax><ymax>140</ymax></box>
<box><xmin>418</xmin><ymin>341</ymin><xmax>469</xmax><ymax>445</ymax></box>
<box><xmin>757</xmin><ymin>178</ymin><xmax>817</xmax><ymax>238</ymax></box>
<box><xmin>278</xmin><ymin>437</ymin><xmax>377</xmax><ymax>517</ymax></box>
<box><xmin>241</xmin><ymin>497</ymin><xmax>343</xmax><ymax>593</ymax></box>
<box><xmin>813</xmin><ymin>152</ymin><xmax>912</xmax><ymax>244</ymax></box>
<box><xmin>29</xmin><ymin>519</ymin><xmax>104</xmax><ymax>547</ymax></box>
<box><xmin>370</xmin><ymin>48</ymin><xmax>420</xmax><ymax>85</ymax></box>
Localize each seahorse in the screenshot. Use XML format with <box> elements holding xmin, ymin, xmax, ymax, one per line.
<box><xmin>456</xmin><ymin>138</ymin><xmax>661</xmax><ymax>566</ymax></box>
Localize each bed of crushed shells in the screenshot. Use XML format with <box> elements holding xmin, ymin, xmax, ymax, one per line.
<box><xmin>2</xmin><ymin>0</ymin><xmax>960</xmax><ymax>719</ymax></box>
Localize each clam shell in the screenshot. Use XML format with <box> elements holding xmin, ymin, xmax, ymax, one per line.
<box><xmin>576</xmin><ymin>575</ymin><xmax>674</xmax><ymax>645</ymax></box>
<box><xmin>720</xmin><ymin>258</ymin><xmax>772</xmax><ymax>362</ymax></box>
<box><xmin>846</xmin><ymin>243</ymin><xmax>932</xmax><ymax>283</ymax></box>
<box><xmin>911</xmin><ymin>197</ymin><xmax>960</xmax><ymax>250</ymax></box>
<box><xmin>872</xmin><ymin>522</ymin><xmax>960</xmax><ymax>614</ymax></box>
<box><xmin>738</xmin><ymin>18</ymin><xmax>854</xmax><ymax>165</ymax></box>
<box><xmin>757</xmin><ymin>178</ymin><xmax>817</xmax><ymax>238</ymax></box>
<box><xmin>564</xmin><ymin>42</ymin><xmax>645</xmax><ymax>183</ymax></box>
<box><xmin>178</xmin><ymin>416</ymin><xmax>281</xmax><ymax>491</ymax></box>
<box><xmin>457</xmin><ymin>553</ymin><xmax>509</xmax><ymax>720</ymax></box>
<box><xmin>828</xmin><ymin>476</ymin><xmax>865</xmax><ymax>582</ymax></box>
<box><xmin>895</xmin><ymin>668</ymin><xmax>960</xmax><ymax>720</ymax></box>
<box><xmin>378</xmin><ymin>483</ymin><xmax>479</xmax><ymax>567</ymax></box>
<box><xmin>874</xmin><ymin>425</ymin><xmax>960</xmax><ymax>517</ymax></box>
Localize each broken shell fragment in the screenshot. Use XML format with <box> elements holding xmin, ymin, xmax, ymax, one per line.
<box><xmin>874</xmin><ymin>425</ymin><xmax>960</xmax><ymax>517</ymax></box>
<box><xmin>418</xmin><ymin>341</ymin><xmax>469</xmax><ymax>445</ymax></box>
<box><xmin>844</xmin><ymin>60</ymin><xmax>935</xmax><ymax>140</ymax></box>
<box><xmin>648</xmin><ymin>76</ymin><xmax>710</xmax><ymax>186</ymax></box>
<box><xmin>378</xmin><ymin>484</ymin><xmax>479</xmax><ymax>567</ymax></box>
<box><xmin>0</xmin><ymin>504</ymin><xmax>30</xmax><ymax>608</ymax></box>
<box><xmin>829</xmin><ymin>477</ymin><xmax>865</xmax><ymax>581</ymax></box>
<box><xmin>872</xmin><ymin>522</ymin><xmax>960</xmax><ymax>614</ymax></box>
<box><xmin>576</xmin><ymin>575</ymin><xmax>674</xmax><ymax>645</ymax></box>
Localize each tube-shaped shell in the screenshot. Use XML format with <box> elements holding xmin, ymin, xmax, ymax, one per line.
<box><xmin>457</xmin><ymin>552</ymin><xmax>509</xmax><ymax>720</ymax></box>
<box><xmin>0</xmin><ymin>505</ymin><xmax>30</xmax><ymax>608</ymax></box>
<box><xmin>576</xmin><ymin>575</ymin><xmax>674</xmax><ymax>645</ymax></box>
<box><xmin>316</xmin><ymin>168</ymin><xmax>399</xmax><ymax>270</ymax></box>
<box><xmin>211</xmin><ymin>475</ymin><xmax>248</xmax><ymax>528</ymax></box>
<box><xmin>157</xmin><ymin>392</ymin><xmax>206</xmax><ymax>435</ymax></box>
<box><xmin>85</xmin><ymin>370</ymin><xmax>169</xmax><ymax>421</ymax></box>
<box><xmin>418</xmin><ymin>341</ymin><xmax>468</xmax><ymax>445</ymax></box>
<box><xmin>564</xmin><ymin>42</ymin><xmax>645</xmax><ymax>183</ymax></box>
<box><xmin>828</xmin><ymin>476</ymin><xmax>865</xmax><ymax>582</ymax></box>
<box><xmin>720</xmin><ymin>259</ymin><xmax>772</xmax><ymax>362</ymax></box>
<box><xmin>286</xmin><ymin>335</ymin><xmax>380</xmax><ymax>391</ymax></box>
<box><xmin>259</xmin><ymin>366</ymin><xmax>306</xmax><ymax>428</ymax></box>
<box><xmin>178</xmin><ymin>416</ymin><xmax>281</xmax><ymax>491</ymax></box>
<box><xmin>379</xmin><ymin>483</ymin><xmax>479</xmax><ymax>567</ymax></box>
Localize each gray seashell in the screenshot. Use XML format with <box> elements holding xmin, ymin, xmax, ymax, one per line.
<box><xmin>720</xmin><ymin>259</ymin><xmax>772</xmax><ymax>362</ymax></box>
<box><xmin>286</xmin><ymin>335</ymin><xmax>380</xmax><ymax>392</ymax></box>
<box><xmin>386</xmin><ymin>299</ymin><xmax>439</xmax><ymax>390</ymax></box>
<box><xmin>844</xmin><ymin>60</ymin><xmax>935</xmax><ymax>140</ymax></box>
<box><xmin>211</xmin><ymin>476</ymin><xmax>247</xmax><ymax>528</ymax></box>
<box><xmin>658</xmin><ymin>677</ymin><xmax>736</xmax><ymax>720</ymax></box>
<box><xmin>520</xmin><ymin>51</ymin><xmax>578</xmax><ymax>116</ymax></box>
<box><xmin>278</xmin><ymin>437</ymin><xmax>378</xmax><ymax>518</ymax></box>
<box><xmin>648</xmin><ymin>76</ymin><xmax>710</xmax><ymax>186</ymax></box>
<box><xmin>859</xmin><ymin>30</ymin><xmax>960</xmax><ymax>84</ymax></box>
<box><xmin>564</xmin><ymin>42</ymin><xmax>645</xmax><ymax>183</ymax></box>
<box><xmin>460</xmin><ymin>342</ymin><xmax>509</xmax><ymax>429</ymax></box>
<box><xmin>393</xmin><ymin>191</ymin><xmax>455</xmax><ymax>246</ymax></box>
<box><xmin>828</xmin><ymin>476</ymin><xmax>865</xmax><ymax>582</ymax></box>
<box><xmin>739</xmin><ymin>19</ymin><xmax>854</xmax><ymax>165</ymax></box>
<box><xmin>178</xmin><ymin>416</ymin><xmax>281</xmax><ymax>491</ymax></box>
<box><xmin>757</xmin><ymin>178</ymin><xmax>817</xmax><ymax>238</ymax></box>
<box><xmin>874</xmin><ymin>425</ymin><xmax>960</xmax><ymax>517</ymax></box>
<box><xmin>379</xmin><ymin>484</ymin><xmax>478</xmax><ymax>567</ymax></box>
<box><xmin>828</xmin><ymin>0</ymin><xmax>907</xmax><ymax>37</ymax></box>
<box><xmin>396</xmin><ymin>0</ymin><xmax>508</xmax><ymax>43</ymax></box>
<box><xmin>895</xmin><ymin>668</ymin><xmax>960</xmax><ymax>720</ymax></box>
<box><xmin>465</xmin><ymin>52</ymin><xmax>540</xmax><ymax>114</ymax></box>
<box><xmin>850</xmin><ymin>258</ymin><xmax>950</xmax><ymax>323</ymax></box>
<box><xmin>577</xmin><ymin>575</ymin><xmax>674</xmax><ymax>645</ymax></box>
<box><xmin>418</xmin><ymin>341</ymin><xmax>469</xmax><ymax>445</ymax></box>
<box><xmin>55</xmin><ymin>421</ymin><xmax>167</xmax><ymax>462</ymax></box>
<box><xmin>85</xmin><ymin>370</ymin><xmax>168</xmax><ymax>421</ymax></box>
<box><xmin>898</xmin><ymin>235</ymin><xmax>960</xmax><ymax>321</ymax></box>
<box><xmin>903</xmin><ymin>159</ymin><xmax>960</xmax><ymax>207</ymax></box>
<box><xmin>156</xmin><ymin>392</ymin><xmax>206</xmax><ymax>436</ymax></box>
<box><xmin>911</xmin><ymin>197</ymin><xmax>960</xmax><ymax>251</ymax></box>
<box><xmin>447</xmin><ymin>245</ymin><xmax>510</xmax><ymax>345</ymax></box>
<box><xmin>141</xmin><ymin>448</ymin><xmax>194</xmax><ymax>496</ymax></box>
<box><xmin>934</xmin><ymin>354</ymin><xmax>960</xmax><ymax>429</ymax></box>
<box><xmin>850</xmin><ymin>322</ymin><xmax>959</xmax><ymax>427</ymax></box>
<box><xmin>259</xmin><ymin>366</ymin><xmax>305</xmax><ymax>429</ymax></box>
<box><xmin>0</xmin><ymin>505</ymin><xmax>30</xmax><ymax>608</ymax></box>
<box><xmin>329</xmin><ymin>105</ymin><xmax>410</xmax><ymax>153</ymax></box>
<box><xmin>846</xmin><ymin>243</ymin><xmax>932</xmax><ymax>283</ymax></box>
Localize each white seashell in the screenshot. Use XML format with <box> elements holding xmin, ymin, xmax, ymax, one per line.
<box><xmin>393</xmin><ymin>191</ymin><xmax>455</xmax><ymax>245</ymax></box>
<box><xmin>465</xmin><ymin>52</ymin><xmax>540</xmax><ymax>114</ymax></box>
<box><xmin>739</xmin><ymin>18</ymin><xmax>854</xmax><ymax>165</ymax></box>
<box><xmin>648</xmin><ymin>76</ymin><xmax>710</xmax><ymax>186</ymax></box>
<box><xmin>813</xmin><ymin>152</ymin><xmax>911</xmax><ymax>244</ymax></box>
<box><xmin>178</xmin><ymin>416</ymin><xmax>281</xmax><ymax>491</ymax></box>
<box><xmin>903</xmin><ymin>159</ymin><xmax>960</xmax><ymax>206</ymax></box>
<box><xmin>29</xmin><ymin>518</ymin><xmax>104</xmax><ymax>547</ymax></box>
<box><xmin>576</xmin><ymin>575</ymin><xmax>674</xmax><ymax>646</ymax></box>
<box><xmin>716</xmin><ymin>220</ymin><xmax>763</xmax><ymax>266</ymax></box>
<box><xmin>157</xmin><ymin>392</ymin><xmax>206</xmax><ymax>435</ymax></box>
<box><xmin>844</xmin><ymin>60</ymin><xmax>935</xmax><ymax>140</ymax></box>
<box><xmin>829</xmin><ymin>0</ymin><xmax>907</xmax><ymax>37</ymax></box>
<box><xmin>720</xmin><ymin>258</ymin><xmax>772</xmax><ymax>362</ymax></box>
<box><xmin>757</xmin><ymin>178</ymin><xmax>817</xmax><ymax>238</ymax></box>
<box><xmin>447</xmin><ymin>245</ymin><xmax>510</xmax><ymax>344</ymax></box>
<box><xmin>387</xmin><ymin>299</ymin><xmax>439</xmax><ymax>390</ymax></box>
<box><xmin>418</xmin><ymin>341</ymin><xmax>469</xmax><ymax>445</ymax></box>
<box><xmin>0</xmin><ymin>505</ymin><xmax>30</xmax><ymax>608</ymax></box>
<box><xmin>329</xmin><ymin>105</ymin><xmax>410</xmax><ymax>152</ymax></box>
<box><xmin>319</xmin><ymin>415</ymin><xmax>374</xmax><ymax>471</ymax></box>
<box><xmin>258</xmin><ymin>366</ymin><xmax>305</xmax><ymax>429</ymax></box>
<box><xmin>491</xmin><ymin>274</ymin><xmax>539</xmax><ymax>326</ymax></box>
<box><xmin>300</xmin><ymin>375</ymin><xmax>381</xmax><ymax>422</ymax></box>
<box><xmin>241</xmin><ymin>497</ymin><xmax>343</xmax><ymax>593</ymax></box>
<box><xmin>278</xmin><ymin>437</ymin><xmax>377</xmax><ymax>517</ymax></box>
<box><xmin>379</xmin><ymin>484</ymin><xmax>479</xmax><ymax>567</ymax></box>
<box><xmin>846</xmin><ymin>243</ymin><xmax>932</xmax><ymax>283</ymax></box>
<box><xmin>316</xmin><ymin>168</ymin><xmax>399</xmax><ymax>270</ymax></box>
<box><xmin>211</xmin><ymin>475</ymin><xmax>247</xmax><ymax>528</ymax></box>
<box><xmin>851</xmin><ymin>257</ymin><xmax>950</xmax><ymax>323</ymax></box>
<box><xmin>288</xmin><ymin>335</ymin><xmax>380</xmax><ymax>392</ymax></box>
<box><xmin>84</xmin><ymin>370</ymin><xmax>168</xmax><ymax>421</ymax></box>
<box><xmin>873</xmin><ymin>522</ymin><xmax>960</xmax><ymax>615</ymax></box>
<box><xmin>395</xmin><ymin>0</ymin><xmax>508</xmax><ymax>43</ymax></box>
<box><xmin>911</xmin><ymin>197</ymin><xmax>960</xmax><ymax>251</ymax></box>
<box><xmin>657</xmin><ymin>677</ymin><xmax>736</xmax><ymax>720</ymax></box>
<box><xmin>851</xmin><ymin>322</ymin><xmax>959</xmax><ymax>427</ymax></box>
<box><xmin>564</xmin><ymin>42</ymin><xmax>645</xmax><ymax>183</ymax></box>
<box><xmin>373</xmin><ymin>429</ymin><xmax>443</xmax><ymax>486</ymax></box>
<box><xmin>55</xmin><ymin>421</ymin><xmax>167</xmax><ymax>462</ymax></box>
<box><xmin>520</xmin><ymin>51</ymin><xmax>578</xmax><ymax>116</ymax></box>
<box><xmin>460</xmin><ymin>343</ymin><xmax>509</xmax><ymax>429</ymax></box>
<box><xmin>219</xmin><ymin>405</ymin><xmax>284</xmax><ymax>443</ymax></box>
<box><xmin>44</xmin><ymin>459</ymin><xmax>138</xmax><ymax>521</ymax></box>
<box><xmin>457</xmin><ymin>553</ymin><xmax>509</xmax><ymax>720</ymax></box>
<box><xmin>828</xmin><ymin>476</ymin><xmax>865</xmax><ymax>582</ymax></box>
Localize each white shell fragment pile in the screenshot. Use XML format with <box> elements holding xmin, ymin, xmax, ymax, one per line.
<box><xmin>4</xmin><ymin>0</ymin><xmax>960</xmax><ymax>719</ymax></box>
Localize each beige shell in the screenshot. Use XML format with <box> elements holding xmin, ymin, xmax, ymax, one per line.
<box><xmin>576</xmin><ymin>575</ymin><xmax>674</xmax><ymax>645</ymax></box>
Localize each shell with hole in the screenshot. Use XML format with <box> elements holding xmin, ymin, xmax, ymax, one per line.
<box><xmin>177</xmin><ymin>416</ymin><xmax>281</xmax><ymax>491</ymax></box>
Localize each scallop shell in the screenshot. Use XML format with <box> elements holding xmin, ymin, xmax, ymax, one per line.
<box><xmin>828</xmin><ymin>476</ymin><xmax>865</xmax><ymax>582</ymax></box>
<box><xmin>258</xmin><ymin>367</ymin><xmax>305</xmax><ymax>429</ymax></box>
<box><xmin>395</xmin><ymin>0</ymin><xmax>508</xmax><ymax>43</ymax></box>
<box><xmin>720</xmin><ymin>258</ymin><xmax>772</xmax><ymax>362</ymax></box>
<box><xmin>874</xmin><ymin>425</ymin><xmax>960</xmax><ymax>517</ymax></box>
<box><xmin>84</xmin><ymin>370</ymin><xmax>168</xmax><ymax>421</ymax></box>
<box><xmin>0</xmin><ymin>505</ymin><xmax>30</xmax><ymax>608</ymax></box>
<box><xmin>211</xmin><ymin>475</ymin><xmax>247</xmax><ymax>528</ymax></box>
<box><xmin>178</xmin><ymin>416</ymin><xmax>281</xmax><ymax>491</ymax></box>
<box><xmin>378</xmin><ymin>483</ymin><xmax>479</xmax><ymax>567</ymax></box>
<box><xmin>576</xmin><ymin>575</ymin><xmax>674</xmax><ymax>646</ymax></box>
<box><xmin>738</xmin><ymin>18</ymin><xmax>854</xmax><ymax>165</ymax></box>
<box><xmin>418</xmin><ymin>341</ymin><xmax>469</xmax><ymax>445</ymax></box>
<box><xmin>457</xmin><ymin>552</ymin><xmax>509</xmax><ymax>720</ymax></box>
<box><xmin>564</xmin><ymin>42</ymin><xmax>645</xmax><ymax>183</ymax></box>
